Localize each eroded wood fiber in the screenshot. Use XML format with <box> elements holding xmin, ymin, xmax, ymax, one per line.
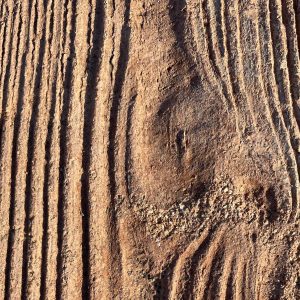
<box><xmin>0</xmin><ymin>0</ymin><xmax>299</xmax><ymax>299</ymax></box>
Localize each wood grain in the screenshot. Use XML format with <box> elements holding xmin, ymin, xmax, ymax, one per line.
<box><xmin>0</xmin><ymin>0</ymin><xmax>299</xmax><ymax>299</ymax></box>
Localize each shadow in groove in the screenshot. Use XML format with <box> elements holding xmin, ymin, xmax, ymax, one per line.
<box><xmin>81</xmin><ymin>0</ymin><xmax>105</xmax><ymax>298</ymax></box>
<box><xmin>56</xmin><ymin>0</ymin><xmax>77</xmax><ymax>298</ymax></box>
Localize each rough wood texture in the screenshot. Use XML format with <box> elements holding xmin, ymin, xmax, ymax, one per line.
<box><xmin>0</xmin><ymin>0</ymin><xmax>299</xmax><ymax>299</ymax></box>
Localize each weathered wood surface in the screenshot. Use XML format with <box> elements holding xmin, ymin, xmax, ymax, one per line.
<box><xmin>0</xmin><ymin>0</ymin><xmax>299</xmax><ymax>299</ymax></box>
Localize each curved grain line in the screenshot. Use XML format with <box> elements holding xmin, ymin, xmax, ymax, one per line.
<box><xmin>213</xmin><ymin>0</ymin><xmax>225</xmax><ymax>57</ymax></box>
<box><xmin>224</xmin><ymin>0</ymin><xmax>256</xmax><ymax>136</ymax></box>
<box><xmin>196</xmin><ymin>0</ymin><xmax>236</xmax><ymax>117</ymax></box>
<box><xmin>216</xmin><ymin>0</ymin><xmax>245</xmax><ymax>138</ymax></box>
<box><xmin>183</xmin><ymin>238</ymin><xmax>215</xmax><ymax>299</ymax></box>
<box><xmin>238</xmin><ymin>2</ymin><xmax>268</xmax><ymax>131</ymax></box>
<box><xmin>187</xmin><ymin>1</ymin><xmax>238</xmax><ymax>131</ymax></box>
<box><xmin>106</xmin><ymin>0</ymin><xmax>131</xmax><ymax>297</ymax></box>
<box><xmin>268</xmin><ymin>0</ymin><xmax>300</xmax><ymax>221</ymax></box>
<box><xmin>251</xmin><ymin>0</ymin><xmax>299</xmax><ymax>225</ymax></box>
<box><xmin>238</xmin><ymin>0</ymin><xmax>299</xmax><ymax>223</ymax></box>
<box><xmin>258</xmin><ymin>0</ymin><xmax>300</xmax><ymax>223</ymax></box>
<box><xmin>201</xmin><ymin>0</ymin><xmax>236</xmax><ymax>116</ymax></box>
<box><xmin>193</xmin><ymin>232</ymin><xmax>225</xmax><ymax>299</ymax></box>
<box><xmin>208</xmin><ymin>0</ymin><xmax>235</xmax><ymax>88</ymax></box>
<box><xmin>219</xmin><ymin>254</ymin><xmax>235</xmax><ymax>300</ymax></box>
<box><xmin>269</xmin><ymin>0</ymin><xmax>300</xmax><ymax>148</ymax></box>
<box><xmin>281</xmin><ymin>0</ymin><xmax>300</xmax><ymax>128</ymax></box>
<box><xmin>172</xmin><ymin>227</ymin><xmax>225</xmax><ymax>299</ymax></box>
<box><xmin>168</xmin><ymin>229</ymin><xmax>210</xmax><ymax>299</ymax></box>
<box><xmin>202</xmin><ymin>246</ymin><xmax>226</xmax><ymax>299</ymax></box>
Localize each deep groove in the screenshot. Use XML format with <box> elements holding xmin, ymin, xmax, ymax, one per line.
<box><xmin>241</xmin><ymin>262</ymin><xmax>247</xmax><ymax>299</ymax></box>
<box><xmin>40</xmin><ymin>68</ymin><xmax>57</xmax><ymax>300</ymax></box>
<box><xmin>213</xmin><ymin>0</ymin><xmax>225</xmax><ymax>57</ymax></box>
<box><xmin>55</xmin><ymin>0</ymin><xmax>69</xmax><ymax>296</ymax></box>
<box><xmin>56</xmin><ymin>0</ymin><xmax>77</xmax><ymax>298</ymax></box>
<box><xmin>225</xmin><ymin>257</ymin><xmax>236</xmax><ymax>300</ymax></box>
<box><xmin>0</xmin><ymin>1</ymin><xmax>5</xmax><ymax>19</ymax></box>
<box><xmin>294</xmin><ymin>0</ymin><xmax>300</xmax><ymax>54</ymax></box>
<box><xmin>203</xmin><ymin>247</ymin><xmax>225</xmax><ymax>299</ymax></box>
<box><xmin>124</xmin><ymin>94</ymin><xmax>136</xmax><ymax>198</ymax></box>
<box><xmin>21</xmin><ymin>1</ymin><xmax>48</xmax><ymax>298</ymax></box>
<box><xmin>202</xmin><ymin>0</ymin><xmax>222</xmax><ymax>78</ymax></box>
<box><xmin>181</xmin><ymin>232</ymin><xmax>214</xmax><ymax>299</ymax></box>
<box><xmin>154</xmin><ymin>256</ymin><xmax>178</xmax><ymax>300</ymax></box>
<box><xmin>39</xmin><ymin>0</ymin><xmax>55</xmax><ymax>298</ymax></box>
<box><xmin>81</xmin><ymin>0</ymin><xmax>105</xmax><ymax>297</ymax></box>
<box><xmin>107</xmin><ymin>0</ymin><xmax>131</xmax><ymax>296</ymax></box>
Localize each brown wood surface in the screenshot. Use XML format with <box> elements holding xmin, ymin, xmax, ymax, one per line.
<box><xmin>0</xmin><ymin>0</ymin><xmax>299</xmax><ymax>299</ymax></box>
